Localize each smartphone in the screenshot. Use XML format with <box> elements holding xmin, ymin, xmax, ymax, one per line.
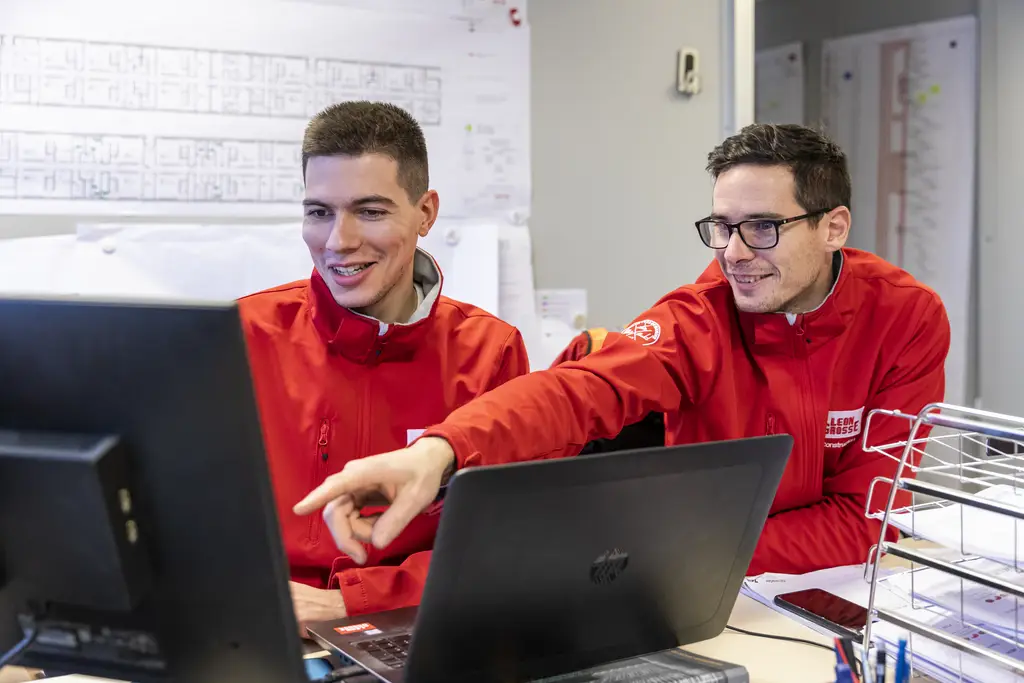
<box><xmin>773</xmin><ymin>588</ymin><xmax>868</xmax><ymax>639</ymax></box>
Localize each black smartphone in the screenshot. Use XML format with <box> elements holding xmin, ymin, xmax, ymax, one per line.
<box><xmin>773</xmin><ymin>588</ymin><xmax>868</xmax><ymax>639</ymax></box>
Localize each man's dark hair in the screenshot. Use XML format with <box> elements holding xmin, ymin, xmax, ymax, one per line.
<box><xmin>302</xmin><ymin>101</ymin><xmax>429</xmax><ymax>200</ymax></box>
<box><xmin>705</xmin><ymin>123</ymin><xmax>851</xmax><ymax>212</ymax></box>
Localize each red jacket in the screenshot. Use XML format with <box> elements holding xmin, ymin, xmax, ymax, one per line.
<box><xmin>239</xmin><ymin>250</ymin><xmax>529</xmax><ymax>615</ymax></box>
<box><xmin>423</xmin><ymin>248</ymin><xmax>950</xmax><ymax>575</ymax></box>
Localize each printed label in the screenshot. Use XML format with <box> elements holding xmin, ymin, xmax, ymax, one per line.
<box><xmin>824</xmin><ymin>407</ymin><xmax>865</xmax><ymax>449</ymax></box>
<box><xmin>334</xmin><ymin>622</ymin><xmax>376</xmax><ymax>635</ymax></box>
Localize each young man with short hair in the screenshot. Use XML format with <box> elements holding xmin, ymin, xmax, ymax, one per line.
<box><xmin>240</xmin><ymin>101</ymin><xmax>529</xmax><ymax>627</ymax></box>
<box><xmin>296</xmin><ymin>124</ymin><xmax>951</xmax><ymax>577</ymax></box>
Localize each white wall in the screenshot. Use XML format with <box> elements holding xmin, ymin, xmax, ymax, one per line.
<box><xmin>529</xmin><ymin>0</ymin><xmax>727</xmax><ymax>329</ymax></box>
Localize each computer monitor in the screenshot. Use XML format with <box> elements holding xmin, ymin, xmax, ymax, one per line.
<box><xmin>0</xmin><ymin>295</ymin><xmax>307</xmax><ymax>683</ymax></box>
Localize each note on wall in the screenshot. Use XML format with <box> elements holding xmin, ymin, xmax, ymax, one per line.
<box><xmin>755</xmin><ymin>42</ymin><xmax>805</xmax><ymax>125</ymax></box>
<box><xmin>536</xmin><ymin>288</ymin><xmax>588</xmax><ymax>331</ymax></box>
<box><xmin>0</xmin><ymin>0</ymin><xmax>530</xmax><ymax>221</ymax></box>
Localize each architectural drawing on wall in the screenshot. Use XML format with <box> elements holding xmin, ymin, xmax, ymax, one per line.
<box><xmin>0</xmin><ymin>131</ymin><xmax>304</xmax><ymax>203</ymax></box>
<box><xmin>755</xmin><ymin>42</ymin><xmax>804</xmax><ymax>125</ymax></box>
<box><xmin>0</xmin><ymin>36</ymin><xmax>443</xmax><ymax>125</ymax></box>
<box><xmin>0</xmin><ymin>0</ymin><xmax>530</xmax><ymax>218</ymax></box>
<box><xmin>822</xmin><ymin>16</ymin><xmax>977</xmax><ymax>406</ymax></box>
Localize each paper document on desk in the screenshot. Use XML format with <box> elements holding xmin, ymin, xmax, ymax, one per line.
<box><xmin>882</xmin><ymin>556</ymin><xmax>1024</xmax><ymax>640</ymax></box>
<box><xmin>741</xmin><ymin>564</ymin><xmax>885</xmax><ymax>609</ymax></box>
<box><xmin>887</xmin><ymin>484</ymin><xmax>1024</xmax><ymax>569</ymax></box>
<box><xmin>531</xmin><ymin>648</ymin><xmax>747</xmax><ymax>682</ymax></box>
<box><xmin>873</xmin><ymin>604</ymin><xmax>1024</xmax><ymax>683</ymax></box>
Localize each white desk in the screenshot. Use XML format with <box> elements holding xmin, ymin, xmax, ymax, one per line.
<box><xmin>0</xmin><ymin>593</ymin><xmax>839</xmax><ymax>683</ymax></box>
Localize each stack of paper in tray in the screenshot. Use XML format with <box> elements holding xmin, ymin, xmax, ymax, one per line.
<box><xmin>742</xmin><ymin>484</ymin><xmax>1024</xmax><ymax>683</ymax></box>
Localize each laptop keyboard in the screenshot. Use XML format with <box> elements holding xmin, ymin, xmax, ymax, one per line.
<box><xmin>355</xmin><ymin>634</ymin><xmax>411</xmax><ymax>668</ymax></box>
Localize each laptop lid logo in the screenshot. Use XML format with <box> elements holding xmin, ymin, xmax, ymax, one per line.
<box><xmin>590</xmin><ymin>549</ymin><xmax>629</xmax><ymax>585</ymax></box>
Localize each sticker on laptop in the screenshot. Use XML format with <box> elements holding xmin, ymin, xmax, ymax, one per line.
<box><xmin>334</xmin><ymin>622</ymin><xmax>382</xmax><ymax>636</ymax></box>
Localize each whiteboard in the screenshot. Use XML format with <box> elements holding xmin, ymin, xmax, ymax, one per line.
<box><xmin>755</xmin><ymin>42</ymin><xmax>804</xmax><ymax>125</ymax></box>
<box><xmin>822</xmin><ymin>16</ymin><xmax>977</xmax><ymax>406</ymax></box>
<box><xmin>0</xmin><ymin>0</ymin><xmax>530</xmax><ymax>221</ymax></box>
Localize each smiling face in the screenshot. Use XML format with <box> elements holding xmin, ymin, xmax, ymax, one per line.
<box><xmin>302</xmin><ymin>153</ymin><xmax>439</xmax><ymax>323</ymax></box>
<box><xmin>711</xmin><ymin>164</ymin><xmax>850</xmax><ymax>315</ymax></box>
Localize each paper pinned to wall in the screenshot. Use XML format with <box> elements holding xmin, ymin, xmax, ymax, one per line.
<box><xmin>419</xmin><ymin>219</ymin><xmax>500</xmax><ymax>316</ymax></box>
<box><xmin>536</xmin><ymin>288</ymin><xmax>588</xmax><ymax>331</ymax></box>
<box><xmin>0</xmin><ymin>0</ymin><xmax>530</xmax><ymax>221</ymax></box>
<box><xmin>497</xmin><ymin>223</ymin><xmax>541</xmax><ymax>369</ymax></box>
<box><xmin>755</xmin><ymin>42</ymin><xmax>805</xmax><ymax>124</ymax></box>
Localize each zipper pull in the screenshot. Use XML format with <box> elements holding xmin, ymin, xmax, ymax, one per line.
<box><xmin>318</xmin><ymin>420</ymin><xmax>329</xmax><ymax>462</ymax></box>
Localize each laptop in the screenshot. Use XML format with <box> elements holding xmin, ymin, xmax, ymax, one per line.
<box><xmin>307</xmin><ymin>435</ymin><xmax>793</xmax><ymax>683</ymax></box>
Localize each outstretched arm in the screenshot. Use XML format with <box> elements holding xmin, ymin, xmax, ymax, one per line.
<box><xmin>424</xmin><ymin>294</ymin><xmax>722</xmax><ymax>469</ymax></box>
<box><xmin>747</xmin><ymin>292</ymin><xmax>950</xmax><ymax>575</ymax></box>
<box><xmin>296</xmin><ymin>290</ymin><xmax>725</xmax><ymax>555</ymax></box>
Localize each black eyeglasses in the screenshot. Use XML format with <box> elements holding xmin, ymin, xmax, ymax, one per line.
<box><xmin>694</xmin><ymin>209</ymin><xmax>834</xmax><ymax>250</ymax></box>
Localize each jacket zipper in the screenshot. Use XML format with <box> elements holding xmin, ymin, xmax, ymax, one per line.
<box><xmin>766</xmin><ymin>413</ymin><xmax>776</xmax><ymax>435</ymax></box>
<box><xmin>794</xmin><ymin>315</ymin><xmax>818</xmax><ymax>491</ymax></box>
<box><xmin>307</xmin><ymin>419</ymin><xmax>330</xmax><ymax>543</ymax></box>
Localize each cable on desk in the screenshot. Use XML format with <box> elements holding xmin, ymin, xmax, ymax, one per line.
<box><xmin>311</xmin><ymin>664</ymin><xmax>370</xmax><ymax>682</ymax></box>
<box><xmin>0</xmin><ymin>625</ymin><xmax>38</xmax><ymax>669</ymax></box>
<box><xmin>724</xmin><ymin>624</ymin><xmax>835</xmax><ymax>652</ymax></box>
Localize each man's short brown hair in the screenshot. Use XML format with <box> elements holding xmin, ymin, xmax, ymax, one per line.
<box><xmin>705</xmin><ymin>123</ymin><xmax>851</xmax><ymax>212</ymax></box>
<box><xmin>302</xmin><ymin>101</ymin><xmax>429</xmax><ymax>200</ymax></box>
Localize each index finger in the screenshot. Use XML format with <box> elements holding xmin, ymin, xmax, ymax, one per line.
<box><xmin>293</xmin><ymin>458</ymin><xmax>387</xmax><ymax>515</ymax></box>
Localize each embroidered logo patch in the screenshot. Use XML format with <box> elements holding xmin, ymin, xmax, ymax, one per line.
<box><xmin>622</xmin><ymin>319</ymin><xmax>661</xmax><ymax>346</ymax></box>
<box><xmin>824</xmin><ymin>407</ymin><xmax>865</xmax><ymax>449</ymax></box>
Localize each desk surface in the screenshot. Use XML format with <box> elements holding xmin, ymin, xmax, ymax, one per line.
<box><xmin>0</xmin><ymin>593</ymin><xmax>840</xmax><ymax>683</ymax></box>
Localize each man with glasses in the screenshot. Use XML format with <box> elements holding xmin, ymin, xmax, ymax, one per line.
<box><xmin>294</xmin><ymin>124</ymin><xmax>951</xmax><ymax>577</ymax></box>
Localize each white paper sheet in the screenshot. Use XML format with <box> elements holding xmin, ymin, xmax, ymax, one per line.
<box><xmin>887</xmin><ymin>484</ymin><xmax>1024</xmax><ymax>570</ymax></box>
<box><xmin>0</xmin><ymin>0</ymin><xmax>530</xmax><ymax>220</ymax></box>
<box><xmin>497</xmin><ymin>223</ymin><xmax>541</xmax><ymax>369</ymax></box>
<box><xmin>536</xmin><ymin>288</ymin><xmax>588</xmax><ymax>331</ymax></box>
<box><xmin>883</xmin><ymin>557</ymin><xmax>1024</xmax><ymax>639</ymax></box>
<box><xmin>873</xmin><ymin>606</ymin><xmax>1024</xmax><ymax>683</ymax></box>
<box><xmin>741</xmin><ymin>564</ymin><xmax>889</xmax><ymax>614</ymax></box>
<box><xmin>755</xmin><ymin>42</ymin><xmax>805</xmax><ymax>124</ymax></box>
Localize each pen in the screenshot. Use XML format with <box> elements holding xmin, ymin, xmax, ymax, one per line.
<box><xmin>875</xmin><ymin>643</ymin><xmax>886</xmax><ymax>683</ymax></box>
<box><xmin>894</xmin><ymin>638</ymin><xmax>908</xmax><ymax>683</ymax></box>
<box><xmin>835</xmin><ymin>662</ymin><xmax>853</xmax><ymax>683</ymax></box>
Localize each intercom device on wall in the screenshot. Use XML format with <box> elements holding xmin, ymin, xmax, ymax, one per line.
<box><xmin>677</xmin><ymin>48</ymin><xmax>701</xmax><ymax>95</ymax></box>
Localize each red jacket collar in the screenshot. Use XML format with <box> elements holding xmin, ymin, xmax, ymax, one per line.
<box><xmin>308</xmin><ymin>250</ymin><xmax>443</xmax><ymax>364</ymax></box>
<box><xmin>697</xmin><ymin>250</ymin><xmax>856</xmax><ymax>355</ymax></box>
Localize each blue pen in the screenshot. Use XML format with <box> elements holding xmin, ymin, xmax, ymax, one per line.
<box><xmin>894</xmin><ymin>638</ymin><xmax>908</xmax><ymax>683</ymax></box>
<box><xmin>835</xmin><ymin>662</ymin><xmax>853</xmax><ymax>683</ymax></box>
